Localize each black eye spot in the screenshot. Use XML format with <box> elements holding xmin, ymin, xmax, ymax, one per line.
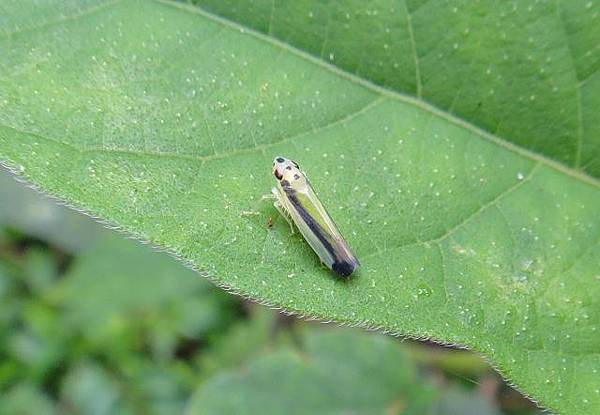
<box><xmin>276</xmin><ymin>157</ymin><xmax>285</xmax><ymax>163</ymax></box>
<box><xmin>293</xmin><ymin>174</ymin><xmax>300</xmax><ymax>180</ymax></box>
<box><xmin>285</xmin><ymin>166</ymin><xmax>292</xmax><ymax>170</ymax></box>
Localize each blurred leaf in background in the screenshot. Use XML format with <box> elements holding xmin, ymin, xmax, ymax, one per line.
<box><xmin>0</xmin><ymin>167</ymin><xmax>542</xmax><ymax>414</ymax></box>
<box><xmin>188</xmin><ymin>329</ymin><xmax>437</xmax><ymax>415</ymax></box>
<box><xmin>0</xmin><ymin>172</ymin><xmax>98</xmax><ymax>252</ymax></box>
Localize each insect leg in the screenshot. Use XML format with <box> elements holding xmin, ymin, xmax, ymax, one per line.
<box><xmin>261</xmin><ymin>193</ymin><xmax>276</xmax><ymax>200</ymax></box>
<box><xmin>272</xmin><ymin>189</ymin><xmax>297</xmax><ymax>235</ymax></box>
<box><xmin>273</xmin><ymin>199</ymin><xmax>296</xmax><ymax>234</ymax></box>
<box><xmin>240</xmin><ymin>210</ymin><xmax>260</xmax><ymax>217</ymax></box>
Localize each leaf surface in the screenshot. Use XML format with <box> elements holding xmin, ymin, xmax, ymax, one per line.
<box><xmin>0</xmin><ymin>1</ymin><xmax>599</xmax><ymax>413</ymax></box>
<box><xmin>194</xmin><ymin>0</ymin><xmax>600</xmax><ymax>177</ymax></box>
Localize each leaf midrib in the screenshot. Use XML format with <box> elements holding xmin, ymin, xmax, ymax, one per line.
<box><xmin>155</xmin><ymin>0</ymin><xmax>599</xmax><ymax>190</ymax></box>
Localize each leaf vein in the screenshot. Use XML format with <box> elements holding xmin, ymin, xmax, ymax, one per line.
<box><xmin>0</xmin><ymin>97</ymin><xmax>385</xmax><ymax>164</ymax></box>
<box><xmin>555</xmin><ymin>0</ymin><xmax>584</xmax><ymax>169</ymax></box>
<box><xmin>400</xmin><ymin>0</ymin><xmax>422</xmax><ymax>98</ymax></box>
<box><xmin>361</xmin><ymin>163</ymin><xmax>541</xmax><ymax>261</ymax></box>
<box><xmin>0</xmin><ymin>0</ymin><xmax>123</xmax><ymax>39</ymax></box>
<box><xmin>156</xmin><ymin>0</ymin><xmax>600</xmax><ymax>189</ymax></box>
<box><xmin>430</xmin><ymin>163</ymin><xmax>541</xmax><ymax>244</ymax></box>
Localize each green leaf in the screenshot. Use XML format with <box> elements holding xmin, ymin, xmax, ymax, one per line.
<box><xmin>192</xmin><ymin>0</ymin><xmax>600</xmax><ymax>178</ymax></box>
<box><xmin>187</xmin><ymin>329</ymin><xmax>436</xmax><ymax>415</ymax></box>
<box><xmin>21</xmin><ymin>247</ymin><xmax>57</xmax><ymax>294</ymax></box>
<box><xmin>0</xmin><ymin>1</ymin><xmax>598</xmax><ymax>413</ymax></box>
<box><xmin>125</xmin><ymin>364</ymin><xmax>190</xmax><ymax>415</ymax></box>
<box><xmin>0</xmin><ymin>383</ymin><xmax>58</xmax><ymax>415</ymax></box>
<box><xmin>61</xmin><ymin>362</ymin><xmax>124</xmax><ymax>415</ymax></box>
<box><xmin>196</xmin><ymin>307</ymin><xmax>277</xmax><ymax>382</ymax></box>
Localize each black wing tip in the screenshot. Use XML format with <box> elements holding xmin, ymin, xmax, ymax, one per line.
<box><xmin>332</xmin><ymin>260</ymin><xmax>359</xmax><ymax>278</ymax></box>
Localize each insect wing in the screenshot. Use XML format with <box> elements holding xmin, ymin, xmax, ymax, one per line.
<box><xmin>279</xmin><ymin>177</ymin><xmax>359</xmax><ymax>277</ymax></box>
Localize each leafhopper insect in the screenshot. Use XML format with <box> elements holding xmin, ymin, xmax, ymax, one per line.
<box><xmin>272</xmin><ymin>156</ymin><xmax>360</xmax><ymax>278</ymax></box>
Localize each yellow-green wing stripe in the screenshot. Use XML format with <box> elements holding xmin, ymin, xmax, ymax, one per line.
<box><xmin>285</xmin><ymin>188</ymin><xmax>358</xmax><ymax>277</ymax></box>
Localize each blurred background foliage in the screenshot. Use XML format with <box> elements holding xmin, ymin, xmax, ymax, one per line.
<box><xmin>0</xmin><ymin>167</ymin><xmax>542</xmax><ymax>415</ymax></box>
